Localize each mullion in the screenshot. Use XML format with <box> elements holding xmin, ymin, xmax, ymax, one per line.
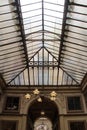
<box><xmin>45</xmin><ymin>19</ymin><xmax>62</xmax><ymax>25</ymax></box>
<box><xmin>45</xmin><ymin>29</ymin><xmax>61</xmax><ymax>37</ymax></box>
<box><xmin>57</xmin><ymin>66</ymin><xmax>59</xmax><ymax>85</ymax></box>
<box><xmin>45</xmin><ymin>46</ymin><xmax>59</xmax><ymax>52</ymax></box>
<box><xmin>46</xmin><ymin>50</ymin><xmax>58</xmax><ymax>56</ymax></box>
<box><xmin>0</xmin><ymin>44</ymin><xmax>23</xmax><ymax>52</ymax></box>
<box><xmin>46</xmin><ymin>51</ymin><xmax>58</xmax><ymax>56</ymax></box>
<box><xmin>0</xmin><ymin>48</ymin><xmax>24</xmax><ymax>57</ymax></box>
<box><xmin>21</xmin><ymin>1</ymin><xmax>41</xmax><ymax>7</ymax></box>
<box><xmin>64</xmin><ymin>37</ymin><xmax>87</xmax><ymax>46</ymax></box>
<box><xmin>47</xmin><ymin>53</ymin><xmax>49</xmax><ymax>85</ymax></box>
<box><xmin>33</xmin><ymin>58</ymin><xmax>35</xmax><ymax>85</ymax></box>
<box><xmin>0</xmin><ymin>37</ymin><xmax>22</xmax><ymax>47</ymax></box>
<box><xmin>63</xmin><ymin>43</ymin><xmax>87</xmax><ymax>52</ymax></box>
<box><xmin>26</xmin><ymin>34</ymin><xmax>42</xmax><ymax>39</ymax></box>
<box><xmin>23</xmin><ymin>14</ymin><xmax>41</xmax><ymax>20</ymax></box>
<box><xmin>26</xmin><ymin>29</ymin><xmax>60</xmax><ymax>37</ymax></box>
<box><xmin>26</xmin><ymin>34</ymin><xmax>42</xmax><ymax>40</ymax></box>
<box><xmin>64</xmin><ymin>40</ymin><xmax>87</xmax><ymax>47</ymax></box>
<box><xmin>62</xmin><ymin>48</ymin><xmax>87</xmax><ymax>58</ymax></box>
<box><xmin>23</xmin><ymin>70</ymin><xmax>25</xmax><ymax>85</ymax></box>
<box><xmin>36</xmin><ymin>52</ymin><xmax>39</xmax><ymax>85</ymax></box>
<box><xmin>0</xmin><ymin>62</ymin><xmax>25</xmax><ymax>70</ymax></box>
<box><xmin>61</xmin><ymin>71</ymin><xmax>64</xmax><ymax>85</ymax></box>
<box><xmin>66</xmin><ymin>73</ymin><xmax>86</xmax><ymax>79</ymax></box>
<box><xmin>69</xmin><ymin>2</ymin><xmax>87</xmax><ymax>7</ymax></box>
<box><xmin>28</xmin><ymin>47</ymin><xmax>41</xmax><ymax>53</ymax></box>
<box><xmin>62</xmin><ymin>66</ymin><xmax>85</xmax><ymax>77</ymax></box>
<box><xmin>0</xmin><ymin>64</ymin><xmax>25</xmax><ymax>73</ymax></box>
<box><xmin>60</xmin><ymin>67</ymin><xmax>79</xmax><ymax>84</ymax></box>
<box><xmin>64</xmin><ymin>34</ymin><xmax>87</xmax><ymax>43</ymax></box>
<box><xmin>24</xmin><ymin>20</ymin><xmax>41</xmax><ymax>25</ymax></box>
<box><xmin>0</xmin><ymin>30</ymin><xmax>20</xmax><ymax>36</ymax></box>
<box><xmin>0</xmin><ymin>35</ymin><xmax>21</xmax><ymax>41</ymax></box>
<box><xmin>67</xmin><ymin>17</ymin><xmax>87</xmax><ymax>23</ymax></box>
<box><xmin>61</xmin><ymin>52</ymin><xmax>87</xmax><ymax>61</ymax></box>
<box><xmin>44</xmin><ymin>31</ymin><xmax>60</xmax><ymax>37</ymax></box>
<box><xmin>61</xmin><ymin>57</ymin><xmax>87</xmax><ymax>66</ymax></box>
<box><xmin>52</xmin><ymin>59</ymin><xmax>54</xmax><ymax>85</ymax></box>
<box><xmin>26</xmin><ymin>30</ymin><xmax>42</xmax><ymax>35</ymax></box>
<box><xmin>28</xmin><ymin>48</ymin><xmax>41</xmax><ymax>57</ymax></box>
<box><xmin>65</xmin><ymin>29</ymin><xmax>87</xmax><ymax>36</ymax></box>
<box><xmin>60</xmin><ymin>60</ymin><xmax>87</xmax><ymax>69</ymax></box>
<box><xmin>5</xmin><ymin>75</ymin><xmax>25</xmax><ymax>85</ymax></box>
<box><xmin>0</xmin><ymin>38</ymin><xmax>22</xmax><ymax>44</ymax></box>
<box><xmin>25</xmin><ymin>25</ymin><xmax>42</xmax><ymax>30</ymax></box>
<box><xmin>0</xmin><ymin>28</ymin><xmax>20</xmax><ymax>36</ymax></box>
<box><xmin>28</xmin><ymin>47</ymin><xmax>42</xmax><ymax>62</ymax></box>
<box><xmin>0</xmin><ymin>62</ymin><xmax>26</xmax><ymax>72</ymax></box>
<box><xmin>68</xmin><ymin>10</ymin><xmax>87</xmax><ymax>16</ymax></box>
<box><xmin>45</xmin><ymin>47</ymin><xmax>59</xmax><ymax>54</ymax></box>
<box><xmin>0</xmin><ymin>40</ymin><xmax>22</xmax><ymax>47</ymax></box>
<box><xmin>45</xmin><ymin>14</ymin><xmax>63</xmax><ymax>20</ymax></box>
<box><xmin>27</xmin><ymin>43</ymin><xmax>41</xmax><ymax>49</ymax></box>
<box><xmin>66</xmin><ymin>23</ymin><xmax>87</xmax><ymax>30</ymax></box>
<box><xmin>45</xmin><ymin>25</ymin><xmax>61</xmax><ymax>30</ymax></box>
<box><xmin>3</xmin><ymin>66</ymin><xmax>25</xmax><ymax>75</ymax></box>
<box><xmin>22</xmin><ymin>8</ymin><xmax>42</xmax><ymax>14</ymax></box>
<box><xmin>0</xmin><ymin>3</ymin><xmax>14</xmax><ymax>7</ymax></box>
<box><xmin>44</xmin><ymin>8</ymin><xmax>63</xmax><ymax>14</ymax></box>
<box><xmin>0</xmin><ymin>52</ymin><xmax>25</xmax><ymax>61</ymax></box>
<box><xmin>0</xmin><ymin>16</ymin><xmax>18</xmax><ymax>23</ymax></box>
<box><xmin>45</xmin><ymin>47</ymin><xmax>58</xmax><ymax>61</ymax></box>
<box><xmin>44</xmin><ymin>1</ymin><xmax>63</xmax><ymax>6</ymax></box>
<box><xmin>0</xmin><ymin>56</ymin><xmax>25</xmax><ymax>65</ymax></box>
<box><xmin>0</xmin><ymin>10</ymin><xmax>17</xmax><ymax>15</ymax></box>
<box><xmin>7</xmin><ymin>68</ymin><xmax>26</xmax><ymax>84</ymax></box>
<box><xmin>61</xmin><ymin>63</ymin><xmax>87</xmax><ymax>72</ymax></box>
<box><xmin>62</xmin><ymin>66</ymin><xmax>85</xmax><ymax>75</ymax></box>
<box><xmin>0</xmin><ymin>23</ymin><xmax>19</xmax><ymax>30</ymax></box>
<box><xmin>45</xmin><ymin>42</ymin><xmax>60</xmax><ymax>49</ymax></box>
<box><xmin>64</xmin><ymin>72</ymin><xmax>83</xmax><ymax>79</ymax></box>
<box><xmin>44</xmin><ymin>34</ymin><xmax>59</xmax><ymax>39</ymax></box>
<box><xmin>44</xmin><ymin>31</ymin><xmax>60</xmax><ymax>39</ymax></box>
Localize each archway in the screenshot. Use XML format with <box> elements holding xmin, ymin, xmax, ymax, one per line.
<box><xmin>34</xmin><ymin>117</ymin><xmax>52</xmax><ymax>130</ymax></box>
<box><xmin>27</xmin><ymin>96</ymin><xmax>60</xmax><ymax>130</ymax></box>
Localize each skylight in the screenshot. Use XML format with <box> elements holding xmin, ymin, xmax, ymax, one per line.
<box><xmin>20</xmin><ymin>0</ymin><xmax>65</xmax><ymax>60</ymax></box>
<box><xmin>0</xmin><ymin>0</ymin><xmax>86</xmax><ymax>85</ymax></box>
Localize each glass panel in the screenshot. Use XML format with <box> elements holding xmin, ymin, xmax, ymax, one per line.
<box><xmin>20</xmin><ymin>0</ymin><xmax>65</xmax><ymax>61</ymax></box>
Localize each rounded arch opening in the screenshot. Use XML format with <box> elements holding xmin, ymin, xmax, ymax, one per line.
<box><xmin>34</xmin><ymin>117</ymin><xmax>52</xmax><ymax>130</ymax></box>
<box><xmin>27</xmin><ymin>96</ymin><xmax>60</xmax><ymax>130</ymax></box>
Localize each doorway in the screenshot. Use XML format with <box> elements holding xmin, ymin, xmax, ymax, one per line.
<box><xmin>27</xmin><ymin>96</ymin><xmax>59</xmax><ymax>130</ymax></box>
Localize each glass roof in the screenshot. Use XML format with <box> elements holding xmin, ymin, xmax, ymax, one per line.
<box><xmin>20</xmin><ymin>0</ymin><xmax>64</xmax><ymax>60</ymax></box>
<box><xmin>0</xmin><ymin>0</ymin><xmax>87</xmax><ymax>86</ymax></box>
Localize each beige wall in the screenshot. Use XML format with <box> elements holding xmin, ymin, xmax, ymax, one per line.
<box><xmin>0</xmin><ymin>86</ymin><xmax>87</xmax><ymax>130</ymax></box>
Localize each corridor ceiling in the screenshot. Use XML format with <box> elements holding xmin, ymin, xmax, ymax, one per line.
<box><xmin>0</xmin><ymin>0</ymin><xmax>87</xmax><ymax>86</ymax></box>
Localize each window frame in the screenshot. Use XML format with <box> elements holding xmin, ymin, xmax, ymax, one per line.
<box><xmin>0</xmin><ymin>120</ymin><xmax>18</xmax><ymax>130</ymax></box>
<box><xmin>66</xmin><ymin>95</ymin><xmax>84</xmax><ymax>113</ymax></box>
<box><xmin>3</xmin><ymin>96</ymin><xmax>20</xmax><ymax>113</ymax></box>
<box><xmin>68</xmin><ymin>120</ymin><xmax>86</xmax><ymax>130</ymax></box>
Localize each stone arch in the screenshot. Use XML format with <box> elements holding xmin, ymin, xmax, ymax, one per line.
<box><xmin>21</xmin><ymin>94</ymin><xmax>65</xmax><ymax>115</ymax></box>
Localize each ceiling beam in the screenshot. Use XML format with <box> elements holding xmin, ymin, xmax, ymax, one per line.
<box><xmin>57</xmin><ymin>0</ymin><xmax>69</xmax><ymax>84</ymax></box>
<box><xmin>58</xmin><ymin>0</ymin><xmax>69</xmax><ymax>67</ymax></box>
<box><xmin>15</xmin><ymin>0</ymin><xmax>30</xmax><ymax>84</ymax></box>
